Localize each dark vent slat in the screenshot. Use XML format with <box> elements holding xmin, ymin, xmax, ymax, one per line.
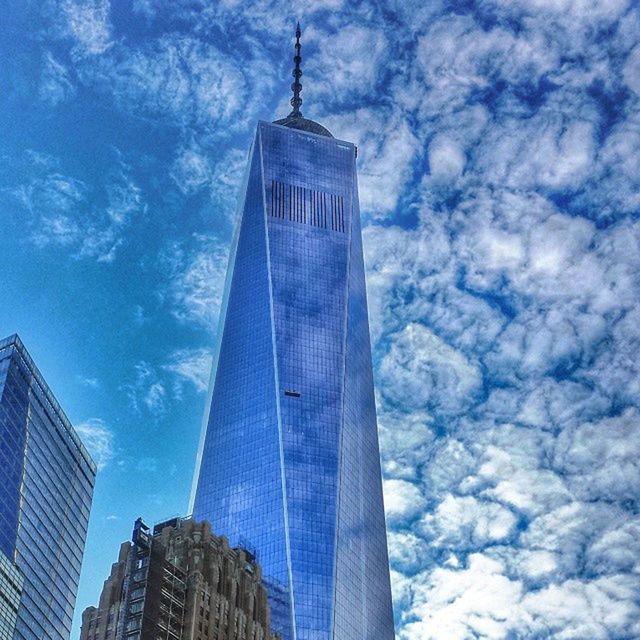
<box><xmin>269</xmin><ymin>180</ymin><xmax>345</xmax><ymax>232</ymax></box>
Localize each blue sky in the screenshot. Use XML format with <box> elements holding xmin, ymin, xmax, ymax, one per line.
<box><xmin>1</xmin><ymin>0</ymin><xmax>640</xmax><ymax>638</ymax></box>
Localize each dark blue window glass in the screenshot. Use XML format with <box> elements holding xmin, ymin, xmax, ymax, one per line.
<box><xmin>192</xmin><ymin>122</ymin><xmax>394</xmax><ymax>640</ymax></box>
<box><xmin>0</xmin><ymin>335</ymin><xmax>96</xmax><ymax>640</ymax></box>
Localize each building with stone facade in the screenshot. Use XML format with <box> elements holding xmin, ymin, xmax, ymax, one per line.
<box><xmin>80</xmin><ymin>517</ymin><xmax>278</xmax><ymax>640</ymax></box>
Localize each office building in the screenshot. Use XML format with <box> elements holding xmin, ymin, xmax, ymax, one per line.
<box><xmin>0</xmin><ymin>333</ymin><xmax>96</xmax><ymax>639</ymax></box>
<box><xmin>0</xmin><ymin>550</ymin><xmax>23</xmax><ymax>639</ymax></box>
<box><xmin>190</xmin><ymin>26</ymin><xmax>395</xmax><ymax>640</ymax></box>
<box><xmin>80</xmin><ymin>517</ymin><xmax>278</xmax><ymax>640</ymax></box>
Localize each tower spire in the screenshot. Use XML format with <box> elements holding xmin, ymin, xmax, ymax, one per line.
<box><xmin>273</xmin><ymin>21</ymin><xmax>333</xmax><ymax>137</ymax></box>
<box><xmin>289</xmin><ymin>22</ymin><xmax>303</xmax><ymax>118</ymax></box>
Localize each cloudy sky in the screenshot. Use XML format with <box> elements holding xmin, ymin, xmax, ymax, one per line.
<box><xmin>2</xmin><ymin>0</ymin><xmax>640</xmax><ymax>638</ymax></box>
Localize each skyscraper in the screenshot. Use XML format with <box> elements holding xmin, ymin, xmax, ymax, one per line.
<box><xmin>0</xmin><ymin>550</ymin><xmax>23</xmax><ymax>638</ymax></box>
<box><xmin>190</xmin><ymin>26</ymin><xmax>394</xmax><ymax>640</ymax></box>
<box><xmin>0</xmin><ymin>334</ymin><xmax>96</xmax><ymax>640</ymax></box>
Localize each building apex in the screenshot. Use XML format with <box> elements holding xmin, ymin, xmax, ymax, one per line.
<box><xmin>273</xmin><ymin>22</ymin><xmax>334</xmax><ymax>138</ymax></box>
<box><xmin>290</xmin><ymin>21</ymin><xmax>303</xmax><ymax>117</ymax></box>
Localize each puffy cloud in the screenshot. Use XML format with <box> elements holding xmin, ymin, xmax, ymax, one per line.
<box><xmin>428</xmin><ymin>134</ymin><xmax>466</xmax><ymax>183</ymax></box>
<box><xmin>419</xmin><ymin>494</ymin><xmax>518</xmax><ymax>548</ymax></box>
<box><xmin>379</xmin><ymin>323</ymin><xmax>483</xmax><ymax>418</ymax></box>
<box><xmin>378</xmin><ymin>408</ymin><xmax>435</xmax><ymax>481</ymax></box>
<box><xmin>623</xmin><ymin>44</ymin><xmax>640</xmax><ymax>96</ymax></box>
<box><xmin>554</xmin><ymin>409</ymin><xmax>640</xmax><ymax>504</ymax></box>
<box><xmin>383</xmin><ymin>478</ymin><xmax>426</xmax><ymax>525</ymax></box>
<box><xmin>478</xmin><ymin>117</ymin><xmax>596</xmax><ymax>191</ymax></box>
<box><xmin>518</xmin><ymin>575</ymin><xmax>640</xmax><ymax>639</ymax></box>
<box><xmin>324</xmin><ymin>108</ymin><xmax>420</xmax><ymax>219</ymax></box>
<box><xmin>309</xmin><ymin>24</ymin><xmax>388</xmax><ymax>101</ymax></box>
<box><xmin>400</xmin><ymin>554</ymin><xmax>522</xmax><ymax>640</ymax></box>
<box><xmin>387</xmin><ymin>531</ymin><xmax>430</xmax><ymax>574</ymax></box>
<box><xmin>372</xmin><ymin>3</ymin><xmax>640</xmax><ymax>627</ymax></box>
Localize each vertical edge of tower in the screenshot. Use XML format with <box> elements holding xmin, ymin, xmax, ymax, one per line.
<box><xmin>332</xmin><ymin>162</ymin><xmax>395</xmax><ymax>639</ymax></box>
<box><xmin>259</xmin><ymin>123</ymin><xmax>298</xmax><ymax>640</ymax></box>
<box><xmin>188</xmin><ymin>137</ymin><xmax>256</xmax><ymax>513</ymax></box>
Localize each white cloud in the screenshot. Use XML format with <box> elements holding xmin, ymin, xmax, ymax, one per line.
<box><xmin>163</xmin><ymin>234</ymin><xmax>229</xmax><ymax>329</ymax></box>
<box><xmin>124</xmin><ymin>349</ymin><xmax>212</xmax><ymax>419</ymax></box>
<box><xmin>383</xmin><ymin>478</ymin><xmax>426</xmax><ymax>525</ymax></box>
<box><xmin>163</xmin><ymin>347</ymin><xmax>213</xmax><ymax>393</ymax></box>
<box><xmin>419</xmin><ymin>494</ymin><xmax>518</xmax><ymax>548</ymax></box>
<box><xmin>309</xmin><ymin>25</ymin><xmax>387</xmax><ymax>100</ymax></box>
<box><xmin>76</xmin><ymin>34</ymin><xmax>273</xmax><ymax>135</ymax></box>
<box><xmin>76</xmin><ymin>375</ymin><xmax>100</xmax><ymax>388</ymax></box>
<box><xmin>144</xmin><ymin>381</ymin><xmax>166</xmax><ymax>414</ymax></box>
<box><xmin>324</xmin><ymin>108</ymin><xmax>420</xmax><ymax>219</ymax></box>
<box><xmin>554</xmin><ymin>408</ymin><xmax>640</xmax><ymax>504</ymax></box>
<box><xmin>378</xmin><ymin>408</ymin><xmax>435</xmax><ymax>481</ymax></box>
<box><xmin>8</xmin><ymin>154</ymin><xmax>145</xmax><ymax>262</ymax></box>
<box><xmin>401</xmin><ymin>554</ymin><xmax>522</xmax><ymax>640</ymax></box>
<box><xmin>414</xmin><ymin>15</ymin><xmax>558</xmax><ymax>117</ymax></box>
<box><xmin>623</xmin><ymin>44</ymin><xmax>640</xmax><ymax>96</ymax></box>
<box><xmin>428</xmin><ymin>134</ymin><xmax>466</xmax><ymax>182</ymax></box>
<box><xmin>387</xmin><ymin>531</ymin><xmax>430</xmax><ymax>574</ymax></box>
<box><xmin>519</xmin><ymin>576</ymin><xmax>640</xmax><ymax>639</ymax></box>
<box><xmin>123</xmin><ymin>361</ymin><xmax>167</xmax><ymax>418</ymax></box>
<box><xmin>39</xmin><ymin>52</ymin><xmax>76</xmax><ymax>105</ymax></box>
<box><xmin>74</xmin><ymin>418</ymin><xmax>114</xmax><ymax>470</ymax></box>
<box><xmin>170</xmin><ymin>145</ymin><xmax>212</xmax><ymax>195</ymax></box>
<box><xmin>379</xmin><ymin>323</ymin><xmax>483</xmax><ymax>417</ymax></box>
<box><xmin>62</xmin><ymin>0</ymin><xmax>112</xmax><ymax>55</ymax></box>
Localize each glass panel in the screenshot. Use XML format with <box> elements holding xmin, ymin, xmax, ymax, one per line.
<box><xmin>0</xmin><ymin>337</ymin><xmax>95</xmax><ymax>640</ymax></box>
<box><xmin>192</xmin><ymin>123</ymin><xmax>394</xmax><ymax>640</ymax></box>
<box><xmin>192</xmin><ymin>140</ymin><xmax>292</xmax><ymax>637</ymax></box>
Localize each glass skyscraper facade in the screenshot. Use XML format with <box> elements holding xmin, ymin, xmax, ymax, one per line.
<box><xmin>0</xmin><ymin>334</ymin><xmax>96</xmax><ymax>640</ymax></box>
<box><xmin>190</xmin><ymin>112</ymin><xmax>394</xmax><ymax>639</ymax></box>
<box><xmin>0</xmin><ymin>550</ymin><xmax>23</xmax><ymax>639</ymax></box>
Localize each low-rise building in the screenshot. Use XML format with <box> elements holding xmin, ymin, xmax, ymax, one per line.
<box><xmin>81</xmin><ymin>517</ymin><xmax>278</xmax><ymax>640</ymax></box>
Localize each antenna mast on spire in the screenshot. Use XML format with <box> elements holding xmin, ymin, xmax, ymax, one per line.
<box><xmin>289</xmin><ymin>22</ymin><xmax>303</xmax><ymax>118</ymax></box>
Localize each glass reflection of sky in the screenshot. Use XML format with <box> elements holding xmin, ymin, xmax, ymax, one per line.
<box><xmin>0</xmin><ymin>336</ymin><xmax>95</xmax><ymax>640</ymax></box>
<box><xmin>193</xmin><ymin>122</ymin><xmax>394</xmax><ymax>640</ymax></box>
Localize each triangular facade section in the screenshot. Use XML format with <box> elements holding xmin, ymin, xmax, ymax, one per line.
<box><xmin>192</xmin><ymin>134</ymin><xmax>293</xmax><ymax>636</ymax></box>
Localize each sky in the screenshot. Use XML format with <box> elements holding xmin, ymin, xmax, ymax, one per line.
<box><xmin>1</xmin><ymin>0</ymin><xmax>639</xmax><ymax>638</ymax></box>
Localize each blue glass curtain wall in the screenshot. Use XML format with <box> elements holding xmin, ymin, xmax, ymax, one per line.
<box><xmin>192</xmin><ymin>122</ymin><xmax>394</xmax><ymax>640</ymax></box>
<box><xmin>0</xmin><ymin>335</ymin><xmax>96</xmax><ymax>640</ymax></box>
